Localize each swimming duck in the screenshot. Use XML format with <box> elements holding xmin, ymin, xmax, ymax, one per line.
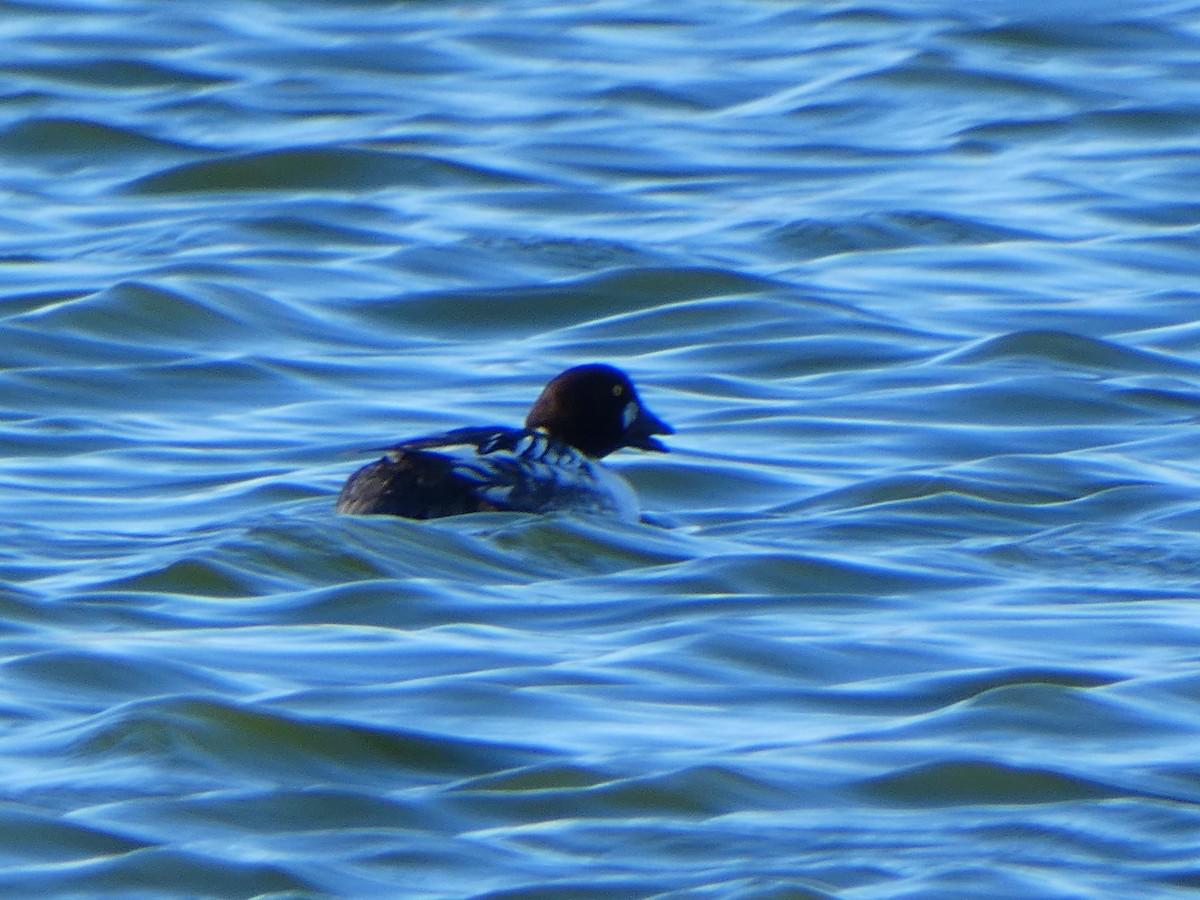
<box><xmin>336</xmin><ymin>363</ymin><xmax>672</xmax><ymax>520</ymax></box>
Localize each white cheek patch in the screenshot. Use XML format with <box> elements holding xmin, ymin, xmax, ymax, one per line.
<box><xmin>622</xmin><ymin>401</ymin><xmax>638</xmax><ymax>430</ymax></box>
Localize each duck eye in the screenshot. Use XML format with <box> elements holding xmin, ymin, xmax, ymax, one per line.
<box><xmin>612</xmin><ymin>384</ymin><xmax>625</xmax><ymax>397</ymax></box>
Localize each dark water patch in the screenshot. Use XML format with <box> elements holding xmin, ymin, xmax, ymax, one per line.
<box><xmin>517</xmin><ymin>132</ymin><xmax>747</xmax><ymax>181</ymax></box>
<box><xmin>1074</xmin><ymin>106</ymin><xmax>1200</xmax><ymax>139</ymax></box>
<box><xmin>71</xmin><ymin>696</ymin><xmax>549</xmax><ymax>789</ymax></box>
<box><xmin>815</xmin><ymin>666</ymin><xmax>1120</xmax><ymax>716</ymax></box>
<box><xmin>710</xmin><ymin>459</ymin><xmax>1170</xmax><ymax>553</ymax></box>
<box><xmin>1113</xmin><ymin>381</ymin><xmax>1200</xmax><ymax>415</ymax></box>
<box><xmin>0</xmin><ymin>802</ymin><xmax>148</xmax><ymax>864</ymax></box>
<box><xmin>0</xmin><ymin>414</ymin><xmax>145</xmax><ymax>459</ymax></box>
<box><xmin>959</xmin><ymin>106</ymin><xmax>1200</xmax><ymax>151</ymax></box>
<box><xmin>233</xmin><ymin>38</ymin><xmax>471</xmax><ymax>78</ymax></box>
<box><xmin>653</xmin><ymin>372</ymin><xmax>813</xmax><ymax>404</ymax></box>
<box><xmin>0</xmin><ymin>287</ymin><xmax>93</xmax><ymax>318</ymax></box>
<box><xmin>536</xmin><ymin>293</ymin><xmax>846</xmax><ymax>341</ymax></box>
<box><xmin>459</xmin><ymin>762</ymin><xmax>611</xmax><ymax>794</ymax></box>
<box><xmin>81</xmin><ymin>622</ymin><xmax>546</xmax><ymax>695</ymax></box>
<box><xmin>771</xmin><ymin>210</ymin><xmax>1040</xmax><ymax>260</ymax></box>
<box><xmin>16</xmin><ymin>588</ymin><xmax>232</xmax><ymax>634</ymax></box>
<box><xmin>466</xmin><ymin>881</ymin><xmax>661</xmax><ymax>900</ymax></box>
<box><xmin>946</xmin><ymin>330</ymin><xmax>1200</xmax><ymax>376</ymax></box>
<box><xmin>287</xmin><ymin>670</ymin><xmax>622</xmax><ymax>734</ymax></box>
<box><xmin>182</xmin><ymin>280</ymin><xmax>381</xmax><ymax>348</ymax></box>
<box><xmin>592</xmin><ymin>84</ymin><xmax>714</xmax><ymax>113</ymax></box>
<box><xmin>941</xmin><ymin>454</ymin><xmax>1185</xmax><ymax>508</ymax></box>
<box><xmin>1125</xmin><ymin>671</ymin><xmax>1200</xmax><ymax>709</ymax></box>
<box><xmin>887</xmin><ymin>376</ymin><xmax>1162</xmax><ymax>426</ymax></box>
<box><xmin>58</xmin><ymin>788</ymin><xmax>515</xmax><ymax>896</ymax></box>
<box><xmin>0</xmin><ymin>446</ymin><xmax>323</xmax><ymax>541</ymax></box>
<box><xmin>480</xmin><ymin>514</ymin><xmax>699</xmax><ymax>577</ymax></box>
<box><xmin>845</xmin><ymin>56</ymin><xmax>1089</xmax><ymax>107</ymax></box>
<box><xmin>681</xmin><ymin>629</ymin><xmax>866</xmax><ymax>690</ymax></box>
<box><xmin>0</xmin><ymin>584</ymin><xmax>55</xmax><ymax>634</ymax></box>
<box><xmin>1162</xmin><ymin>869</ymin><xmax>1200</xmax><ymax>892</ymax></box>
<box><xmin>60</xmin><ymin>509</ymin><xmax>705</xmax><ymax>610</ymax></box>
<box><xmin>339</xmin><ymin>266</ymin><xmax>784</xmax><ymax>338</ymax></box>
<box><xmin>608</xmin><ymin>618</ymin><xmax>980</xmax><ymax>699</ymax></box>
<box><xmin>592</xmin><ymin>75</ymin><xmax>784</xmax><ymax>116</ymax></box>
<box><xmin>954</xmin><ymin>115</ymin><xmax>1073</xmax><ymax>147</ymax></box>
<box><xmin>982</xmin><ymin>524</ymin><xmax>1200</xmax><ymax>588</ymax></box>
<box><xmin>0</xmin><ymin>319</ymin><xmax>181</xmax><ymax>369</ymax></box>
<box><xmin>6</xmin><ymin>58</ymin><xmax>226</xmax><ymax>91</ymax></box>
<box><xmin>1081</xmin><ymin>235</ymin><xmax>1200</xmax><ymax>284</ymax></box>
<box><xmin>846</xmin><ymin>681</ymin><xmax>1188</xmax><ymax>758</ymax></box>
<box><xmin>171</xmin><ymin>578</ymin><xmax>465</xmax><ymax>628</ymax></box>
<box><xmin>3</xmin><ymin>357</ymin><xmax>313</xmax><ymax>420</ymax></box>
<box><xmin>87</xmin><ymin>516</ymin><xmax>565</xmax><ymax>598</ymax></box>
<box><xmin>77</xmin><ymin>786</ymin><xmax>434</xmax><ymax>841</ymax></box>
<box><xmin>1</xmin><ymin>348</ymin><xmax>348</xmax><ymax>427</ymax></box>
<box><xmin>0</xmin><ymin>117</ymin><xmax>198</xmax><ymax>166</ymax></box>
<box><xmin>238</xmin><ymin>211</ymin><xmax>408</xmax><ymax>249</ymax></box>
<box><xmin>789</xmin><ymin>475</ymin><xmax>1182</xmax><ymax>550</ymax></box>
<box><xmin>955</xmin><ymin>681</ymin><xmax>1188</xmax><ymax>740</ymax></box>
<box><xmin>859</xmin><ymin>759</ymin><xmax>1125</xmax><ymax>806</ymax></box>
<box><xmin>0</xmin><ymin>526</ymin><xmax>215</xmax><ymax>602</ymax></box>
<box><xmin>451</xmin><ymin>764</ymin><xmax>791</xmax><ymax>823</ymax></box>
<box><xmin>285</xmin><ymin>582</ymin><xmax>802</xmax><ymax>638</ymax></box>
<box><xmin>797</xmin><ymin>473</ymin><xmax>1079</xmax><ymax>517</ymax></box>
<box><xmin>621</xmin><ymin>457</ymin><xmax>803</xmax><ymax>513</ymax></box>
<box><xmin>601</xmin><ymin>550</ymin><xmax>975</xmax><ymax>599</ymax></box>
<box><xmin>458</xmin><ymin>188</ymin><xmax>654</xmax><ymax>218</ymax></box>
<box><xmin>0</xmin><ymin>845</ymin><xmax>317</xmax><ymax>899</ymax></box>
<box><xmin>546</xmin><ymin>313</ymin><xmax>931</xmax><ymax>379</ymax></box>
<box><xmin>450</xmin><ymin>234</ymin><xmax>667</xmax><ymax>280</ymax></box>
<box><xmin>2</xmin><ymin>648</ymin><xmax>241</xmax><ymax>711</ymax></box>
<box><xmin>802</xmin><ymin>6</ymin><xmax>915</xmax><ymax>29</ymax></box>
<box><xmin>126</xmin><ymin>146</ymin><xmax>529</xmax><ymax>195</ymax></box>
<box><xmin>951</xmin><ymin>19</ymin><xmax>1200</xmax><ymax>54</ymax></box>
<box><xmin>8</xmin><ymin>281</ymin><xmax>248</xmax><ymax>350</ymax></box>
<box><xmin>95</xmin><ymin>556</ymin><xmax>275</xmax><ymax>599</ymax></box>
<box><xmin>1092</xmin><ymin>201</ymin><xmax>1200</xmax><ymax>227</ymax></box>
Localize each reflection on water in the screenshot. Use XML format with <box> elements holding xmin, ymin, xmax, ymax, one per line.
<box><xmin>3</xmin><ymin>1</ymin><xmax>1200</xmax><ymax>897</ymax></box>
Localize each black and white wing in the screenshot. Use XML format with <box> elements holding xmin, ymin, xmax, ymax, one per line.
<box><xmin>338</xmin><ymin>427</ymin><xmax>637</xmax><ymax>519</ymax></box>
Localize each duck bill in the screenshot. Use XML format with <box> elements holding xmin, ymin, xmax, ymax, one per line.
<box><xmin>626</xmin><ymin>406</ymin><xmax>674</xmax><ymax>453</ymax></box>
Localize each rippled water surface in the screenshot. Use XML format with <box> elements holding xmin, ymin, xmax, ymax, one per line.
<box><xmin>5</xmin><ymin>1</ymin><xmax>1200</xmax><ymax>897</ymax></box>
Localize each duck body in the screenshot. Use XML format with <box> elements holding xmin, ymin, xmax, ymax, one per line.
<box><xmin>336</xmin><ymin>426</ymin><xmax>640</xmax><ymax>519</ymax></box>
<box><xmin>336</xmin><ymin>364</ymin><xmax>672</xmax><ymax>521</ymax></box>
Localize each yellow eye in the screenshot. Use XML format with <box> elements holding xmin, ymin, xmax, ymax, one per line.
<box><xmin>612</xmin><ymin>384</ymin><xmax>624</xmax><ymax>397</ymax></box>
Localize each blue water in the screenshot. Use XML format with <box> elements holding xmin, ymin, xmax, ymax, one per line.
<box><xmin>4</xmin><ymin>1</ymin><xmax>1200</xmax><ymax>897</ymax></box>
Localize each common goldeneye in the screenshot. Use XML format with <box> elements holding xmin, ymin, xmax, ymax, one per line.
<box><xmin>336</xmin><ymin>363</ymin><xmax>672</xmax><ymax>520</ymax></box>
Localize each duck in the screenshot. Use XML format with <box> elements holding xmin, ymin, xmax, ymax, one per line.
<box><xmin>336</xmin><ymin>363</ymin><xmax>672</xmax><ymax>520</ymax></box>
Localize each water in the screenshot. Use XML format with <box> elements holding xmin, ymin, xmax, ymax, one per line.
<box><xmin>3</xmin><ymin>1</ymin><xmax>1200</xmax><ymax>897</ymax></box>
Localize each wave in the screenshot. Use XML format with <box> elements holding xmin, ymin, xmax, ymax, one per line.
<box><xmin>125</xmin><ymin>146</ymin><xmax>533</xmax><ymax>195</ymax></box>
